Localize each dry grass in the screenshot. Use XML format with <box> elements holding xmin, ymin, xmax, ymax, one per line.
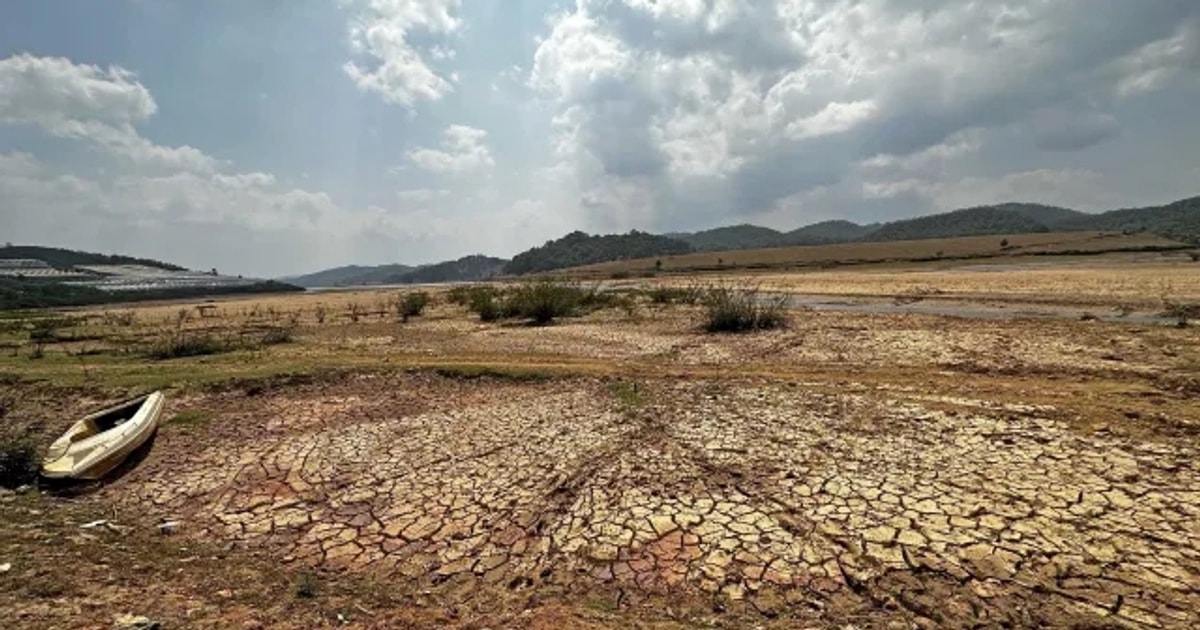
<box><xmin>2</xmin><ymin>255</ymin><xmax>1199</xmax><ymax>628</ymax></box>
<box><xmin>563</xmin><ymin>230</ymin><xmax>1186</xmax><ymax>277</ymax></box>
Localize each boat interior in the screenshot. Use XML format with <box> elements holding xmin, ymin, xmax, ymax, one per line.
<box><xmin>84</xmin><ymin>397</ymin><xmax>147</xmax><ymax>435</ymax></box>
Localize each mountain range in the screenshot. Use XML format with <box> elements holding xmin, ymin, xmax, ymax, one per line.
<box><xmin>282</xmin><ymin>195</ymin><xmax>1198</xmax><ymax>285</ymax></box>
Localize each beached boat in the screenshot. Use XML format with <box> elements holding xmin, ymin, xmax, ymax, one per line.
<box><xmin>42</xmin><ymin>392</ymin><xmax>165</xmax><ymax>480</ymax></box>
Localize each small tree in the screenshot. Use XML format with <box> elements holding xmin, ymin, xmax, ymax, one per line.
<box><xmin>397</xmin><ymin>292</ymin><xmax>431</xmax><ymax>322</ymax></box>
<box><xmin>1000</xmin><ymin>238</ymin><xmax>1010</xmax><ymax>248</ymax></box>
<box><xmin>655</xmin><ymin>259</ymin><xmax>663</xmax><ymax>270</ymax></box>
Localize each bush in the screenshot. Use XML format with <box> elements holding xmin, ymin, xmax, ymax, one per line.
<box><xmin>610</xmin><ymin>271</ymin><xmax>632</xmax><ymax>280</ymax></box>
<box><xmin>647</xmin><ymin>286</ymin><xmax>701</xmax><ymax>305</ymax></box>
<box><xmin>398</xmin><ymin>292</ymin><xmax>431</xmax><ymax>321</ymax></box>
<box><xmin>0</xmin><ymin>432</ymin><xmax>39</xmax><ymax>489</ymax></box>
<box><xmin>146</xmin><ymin>332</ymin><xmax>230</xmax><ymax>359</ymax></box>
<box><xmin>702</xmin><ymin>285</ymin><xmax>789</xmax><ymax>333</ymax></box>
<box><xmin>259</xmin><ymin>325</ymin><xmax>294</xmax><ymax>346</ymax></box>
<box><xmin>505</xmin><ymin>280</ymin><xmax>583</xmax><ymax>325</ymax></box>
<box><xmin>1188</xmin><ymin>251</ymin><xmax>1200</xmax><ymax>262</ymax></box>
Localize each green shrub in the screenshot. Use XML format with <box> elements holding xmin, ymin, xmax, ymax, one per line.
<box><xmin>610</xmin><ymin>271</ymin><xmax>632</xmax><ymax>280</ymax></box>
<box><xmin>259</xmin><ymin>325</ymin><xmax>294</xmax><ymax>346</ymax></box>
<box><xmin>647</xmin><ymin>286</ymin><xmax>701</xmax><ymax>305</ymax></box>
<box><xmin>505</xmin><ymin>280</ymin><xmax>582</xmax><ymax>325</ymax></box>
<box><xmin>146</xmin><ymin>332</ymin><xmax>230</xmax><ymax>359</ymax></box>
<box><xmin>398</xmin><ymin>292</ymin><xmax>431</xmax><ymax>321</ymax></box>
<box><xmin>294</xmin><ymin>572</ymin><xmax>318</xmax><ymax>599</ymax></box>
<box><xmin>0</xmin><ymin>432</ymin><xmax>39</xmax><ymax>489</ymax></box>
<box><xmin>702</xmin><ymin>285</ymin><xmax>789</xmax><ymax>333</ymax></box>
<box><xmin>463</xmin><ymin>286</ymin><xmax>503</xmax><ymax>322</ymax></box>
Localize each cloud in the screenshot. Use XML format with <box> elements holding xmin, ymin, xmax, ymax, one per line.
<box><xmin>5</xmin><ymin>3</ymin><xmax>1200</xmax><ymax>277</ymax></box>
<box><xmin>530</xmin><ymin>0</ymin><xmax>1200</xmax><ymax>227</ymax></box>
<box><xmin>0</xmin><ymin>53</ymin><xmax>217</xmax><ymax>172</ymax></box>
<box><xmin>341</xmin><ymin>0</ymin><xmax>463</xmax><ymax>106</ymax></box>
<box><xmin>0</xmin><ymin>53</ymin><xmax>156</xmax><ymax>127</ymax></box>
<box><xmin>406</xmin><ymin>124</ymin><xmax>493</xmax><ymax>174</ymax></box>
<box><xmin>396</xmin><ymin>187</ymin><xmax>451</xmax><ymax>203</ymax></box>
<box><xmin>1031</xmin><ymin>109</ymin><xmax>1120</xmax><ymax>152</ymax></box>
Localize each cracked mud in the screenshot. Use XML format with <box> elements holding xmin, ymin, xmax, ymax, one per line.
<box><xmin>107</xmin><ymin>374</ymin><xmax>1200</xmax><ymax>629</ymax></box>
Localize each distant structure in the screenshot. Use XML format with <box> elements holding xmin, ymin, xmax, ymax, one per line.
<box><xmin>0</xmin><ymin>258</ymin><xmax>50</xmax><ymax>270</ymax></box>
<box><xmin>0</xmin><ymin>258</ymin><xmax>259</xmax><ymax>291</ymax></box>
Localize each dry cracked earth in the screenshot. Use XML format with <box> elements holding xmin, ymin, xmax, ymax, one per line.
<box><xmin>99</xmin><ymin>372</ymin><xmax>1200</xmax><ymax>629</ymax></box>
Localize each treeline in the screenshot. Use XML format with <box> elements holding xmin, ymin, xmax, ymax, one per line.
<box><xmin>386</xmin><ymin>255</ymin><xmax>506</xmax><ymax>284</ymax></box>
<box><xmin>0</xmin><ymin>278</ymin><xmax>302</xmax><ymax>311</ymax></box>
<box><xmin>0</xmin><ymin>245</ymin><xmax>186</xmax><ymax>271</ymax></box>
<box><xmin>866</xmin><ymin>206</ymin><xmax>1055</xmax><ymax>241</ymax></box>
<box><xmin>503</xmin><ymin>231</ymin><xmax>693</xmax><ymax>276</ymax></box>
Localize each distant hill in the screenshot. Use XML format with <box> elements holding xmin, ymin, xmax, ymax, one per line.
<box><xmin>1057</xmin><ymin>196</ymin><xmax>1200</xmax><ymax>244</ymax></box>
<box><xmin>867</xmin><ymin>206</ymin><xmax>1053</xmax><ymax>242</ymax></box>
<box><xmin>0</xmin><ymin>277</ymin><xmax>300</xmax><ymax>310</ymax></box>
<box><xmin>990</xmin><ymin>203</ymin><xmax>1089</xmax><ymax>228</ymax></box>
<box><xmin>0</xmin><ymin>245</ymin><xmax>186</xmax><ymax>271</ymax></box>
<box><xmin>285</xmin><ymin>264</ymin><xmax>415</xmax><ymax>288</ymax></box>
<box><xmin>783</xmin><ymin>220</ymin><xmax>879</xmax><ymax>245</ymax></box>
<box><xmin>288</xmin><ymin>255</ymin><xmax>507</xmax><ymax>287</ymax></box>
<box><xmin>385</xmin><ymin>255</ymin><xmax>507</xmax><ymax>284</ymax></box>
<box><xmin>672</xmin><ymin>225</ymin><xmax>784</xmax><ymax>252</ymax></box>
<box><xmin>504</xmin><ymin>230</ymin><xmax>692</xmax><ymax>276</ymax></box>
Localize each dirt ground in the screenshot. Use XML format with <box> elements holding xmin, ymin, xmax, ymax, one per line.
<box><xmin>2</xmin><ymin>256</ymin><xmax>1198</xmax><ymax>629</ymax></box>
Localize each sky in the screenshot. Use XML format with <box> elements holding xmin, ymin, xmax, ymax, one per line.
<box><xmin>1</xmin><ymin>1</ymin><xmax>1198</xmax><ymax>278</ymax></box>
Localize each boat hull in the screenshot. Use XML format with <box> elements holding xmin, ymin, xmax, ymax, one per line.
<box><xmin>41</xmin><ymin>392</ymin><xmax>165</xmax><ymax>480</ymax></box>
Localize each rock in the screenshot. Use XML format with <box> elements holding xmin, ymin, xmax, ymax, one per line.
<box><xmin>158</xmin><ymin>521</ymin><xmax>180</xmax><ymax>535</ymax></box>
<box><xmin>113</xmin><ymin>613</ymin><xmax>161</xmax><ymax>630</ymax></box>
<box><xmin>81</xmin><ymin>519</ymin><xmax>110</xmax><ymax>529</ymax></box>
<box><xmin>15</xmin><ymin>484</ymin><xmax>31</xmax><ymax>495</ymax></box>
<box><xmin>0</xmin><ymin>562</ymin><xmax>10</xmax><ymax>573</ymax></box>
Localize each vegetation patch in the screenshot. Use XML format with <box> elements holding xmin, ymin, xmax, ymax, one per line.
<box><xmin>459</xmin><ymin>281</ymin><xmax>616</xmax><ymax>325</ymax></box>
<box><xmin>164</xmin><ymin>409</ymin><xmax>216</xmax><ymax>431</ymax></box>
<box><xmin>396</xmin><ymin>291</ymin><xmax>431</xmax><ymax>321</ymax></box>
<box><xmin>647</xmin><ymin>286</ymin><xmax>703</xmax><ymax>305</ymax></box>
<box><xmin>702</xmin><ymin>285</ymin><xmax>789</xmax><ymax>333</ymax></box>
<box><xmin>608</xmin><ymin>380</ymin><xmax>648</xmax><ymax>410</ymax></box>
<box><xmin>145</xmin><ymin>332</ymin><xmax>231</xmax><ymax>360</ymax></box>
<box><xmin>429</xmin><ymin>364</ymin><xmax>555</xmax><ymax>382</ymax></box>
<box><xmin>0</xmin><ymin>431</ymin><xmax>40</xmax><ymax>489</ymax></box>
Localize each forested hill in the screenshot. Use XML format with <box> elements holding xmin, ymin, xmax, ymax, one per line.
<box><xmin>866</xmin><ymin>206</ymin><xmax>1057</xmax><ymax>241</ymax></box>
<box><xmin>503</xmin><ymin>231</ymin><xmax>693</xmax><ymax>275</ymax></box>
<box><xmin>0</xmin><ymin>245</ymin><xmax>186</xmax><ymax>271</ymax></box>
<box><xmin>671</xmin><ymin>225</ymin><xmax>784</xmax><ymax>252</ymax></box>
<box><xmin>387</xmin><ymin>255</ymin><xmax>507</xmax><ymax>284</ymax></box>
<box><xmin>1057</xmin><ymin>196</ymin><xmax>1200</xmax><ymax>244</ymax></box>
<box><xmin>284</xmin><ymin>264</ymin><xmax>415</xmax><ymax>288</ymax></box>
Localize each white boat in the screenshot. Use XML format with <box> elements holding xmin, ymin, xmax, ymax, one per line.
<box><xmin>42</xmin><ymin>392</ymin><xmax>165</xmax><ymax>480</ymax></box>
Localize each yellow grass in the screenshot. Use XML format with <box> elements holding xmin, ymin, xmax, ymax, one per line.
<box><xmin>565</xmin><ymin>230</ymin><xmax>1186</xmax><ymax>276</ymax></box>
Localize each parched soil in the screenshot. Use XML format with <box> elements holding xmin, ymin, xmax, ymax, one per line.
<box><xmin>2</xmin><ymin>266</ymin><xmax>1199</xmax><ymax>629</ymax></box>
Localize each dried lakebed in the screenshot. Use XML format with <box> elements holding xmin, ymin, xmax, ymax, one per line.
<box><xmin>106</xmin><ymin>375</ymin><xmax>1199</xmax><ymax>629</ymax></box>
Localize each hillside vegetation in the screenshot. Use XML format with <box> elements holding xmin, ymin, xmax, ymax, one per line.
<box><xmin>0</xmin><ymin>245</ymin><xmax>186</xmax><ymax>271</ymax></box>
<box><xmin>672</xmin><ymin>225</ymin><xmax>785</xmax><ymax>252</ymax></box>
<box><xmin>503</xmin><ymin>231</ymin><xmax>692</xmax><ymax>276</ymax></box>
<box><xmin>386</xmin><ymin>255</ymin><xmax>506</xmax><ymax>284</ymax></box>
<box><xmin>783</xmin><ymin>220</ymin><xmax>879</xmax><ymax>245</ymax></box>
<box><xmin>284</xmin><ymin>264</ymin><xmax>414</xmax><ymax>288</ymax></box>
<box><xmin>867</xmin><ymin>206</ymin><xmax>1054</xmax><ymax>241</ymax></box>
<box><xmin>0</xmin><ymin>278</ymin><xmax>301</xmax><ymax>310</ymax></box>
<box><xmin>1057</xmin><ymin>196</ymin><xmax>1200</xmax><ymax>244</ymax></box>
<box><xmin>565</xmin><ymin>231</ymin><xmax>1188</xmax><ymax>278</ymax></box>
